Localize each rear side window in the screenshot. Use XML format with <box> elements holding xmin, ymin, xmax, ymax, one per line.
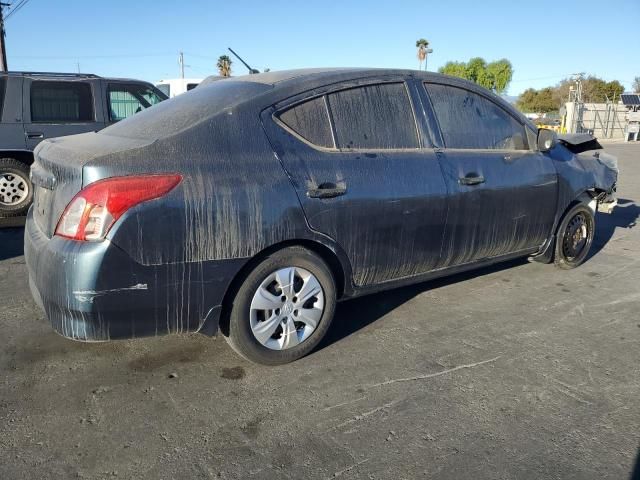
<box><xmin>278</xmin><ymin>96</ymin><xmax>334</xmax><ymax>148</ymax></box>
<box><xmin>0</xmin><ymin>77</ymin><xmax>6</xmax><ymax>119</ymax></box>
<box><xmin>327</xmin><ymin>83</ymin><xmax>419</xmax><ymax>149</ymax></box>
<box><xmin>30</xmin><ymin>81</ymin><xmax>94</xmax><ymax>123</ymax></box>
<box><xmin>425</xmin><ymin>83</ymin><xmax>528</xmax><ymax>150</ymax></box>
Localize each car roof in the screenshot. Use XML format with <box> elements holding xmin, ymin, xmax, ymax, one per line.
<box><xmin>0</xmin><ymin>71</ymin><xmax>154</xmax><ymax>83</ymax></box>
<box><xmin>204</xmin><ymin>68</ymin><xmax>528</xmax><ymax>125</ymax></box>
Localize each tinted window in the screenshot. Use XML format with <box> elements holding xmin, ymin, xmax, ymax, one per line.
<box><xmin>327</xmin><ymin>83</ymin><xmax>419</xmax><ymax>149</ymax></box>
<box><xmin>30</xmin><ymin>81</ymin><xmax>93</xmax><ymax>123</ymax></box>
<box><xmin>426</xmin><ymin>83</ymin><xmax>528</xmax><ymax>150</ymax></box>
<box><xmin>157</xmin><ymin>84</ymin><xmax>170</xmax><ymax>97</ymax></box>
<box><xmin>0</xmin><ymin>77</ymin><xmax>6</xmax><ymax>119</ymax></box>
<box><xmin>278</xmin><ymin>96</ymin><xmax>334</xmax><ymax>148</ymax></box>
<box><xmin>108</xmin><ymin>83</ymin><xmax>164</xmax><ymax>122</ymax></box>
<box><xmin>187</xmin><ymin>83</ymin><xmax>199</xmax><ymax>91</ymax></box>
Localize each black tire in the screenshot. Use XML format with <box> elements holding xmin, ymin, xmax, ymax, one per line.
<box><xmin>0</xmin><ymin>158</ymin><xmax>33</xmax><ymax>217</ymax></box>
<box><xmin>554</xmin><ymin>203</ymin><xmax>595</xmax><ymax>270</ymax></box>
<box><xmin>224</xmin><ymin>246</ymin><xmax>336</xmax><ymax>365</ymax></box>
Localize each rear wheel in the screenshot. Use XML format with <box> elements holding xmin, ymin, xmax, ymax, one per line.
<box><xmin>554</xmin><ymin>203</ymin><xmax>595</xmax><ymax>269</ymax></box>
<box><xmin>225</xmin><ymin>247</ymin><xmax>336</xmax><ymax>365</ymax></box>
<box><xmin>0</xmin><ymin>158</ymin><xmax>33</xmax><ymax>217</ymax></box>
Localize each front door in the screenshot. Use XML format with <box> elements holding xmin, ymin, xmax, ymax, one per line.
<box><xmin>263</xmin><ymin>80</ymin><xmax>449</xmax><ymax>286</ymax></box>
<box><xmin>22</xmin><ymin>78</ymin><xmax>104</xmax><ymax>150</ymax></box>
<box><xmin>423</xmin><ymin>82</ymin><xmax>558</xmax><ymax>267</ymax></box>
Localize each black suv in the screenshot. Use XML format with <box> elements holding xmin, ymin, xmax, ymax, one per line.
<box><xmin>0</xmin><ymin>72</ymin><xmax>167</xmax><ymax>217</ymax></box>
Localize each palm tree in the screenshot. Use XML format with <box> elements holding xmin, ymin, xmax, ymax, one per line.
<box><xmin>217</xmin><ymin>55</ymin><xmax>232</xmax><ymax>77</ymax></box>
<box><xmin>416</xmin><ymin>39</ymin><xmax>429</xmax><ymax>71</ymax></box>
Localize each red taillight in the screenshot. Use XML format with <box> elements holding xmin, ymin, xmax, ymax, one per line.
<box><xmin>55</xmin><ymin>174</ymin><xmax>182</xmax><ymax>241</ymax></box>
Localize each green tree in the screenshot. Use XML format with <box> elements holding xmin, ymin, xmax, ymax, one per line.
<box><xmin>216</xmin><ymin>55</ymin><xmax>232</xmax><ymax>77</ymax></box>
<box><xmin>438</xmin><ymin>57</ymin><xmax>513</xmax><ymax>94</ymax></box>
<box><xmin>633</xmin><ymin>77</ymin><xmax>640</xmax><ymax>93</ymax></box>
<box><xmin>516</xmin><ymin>87</ymin><xmax>557</xmax><ymax>113</ymax></box>
<box><xmin>486</xmin><ymin>59</ymin><xmax>513</xmax><ymax>94</ymax></box>
<box><xmin>439</xmin><ymin>61</ymin><xmax>468</xmax><ymax>79</ymax></box>
<box><xmin>416</xmin><ymin>38</ymin><xmax>430</xmax><ymax>71</ymax></box>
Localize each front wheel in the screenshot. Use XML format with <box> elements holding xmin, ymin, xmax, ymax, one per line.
<box><xmin>225</xmin><ymin>247</ymin><xmax>336</xmax><ymax>365</ymax></box>
<box><xmin>554</xmin><ymin>203</ymin><xmax>595</xmax><ymax>269</ymax></box>
<box><xmin>0</xmin><ymin>158</ymin><xmax>33</xmax><ymax>217</ymax></box>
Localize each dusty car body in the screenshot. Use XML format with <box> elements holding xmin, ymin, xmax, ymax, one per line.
<box><xmin>24</xmin><ymin>68</ymin><xmax>617</xmax><ymax>364</ymax></box>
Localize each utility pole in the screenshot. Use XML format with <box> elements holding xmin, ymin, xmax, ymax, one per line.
<box><xmin>178</xmin><ymin>51</ymin><xmax>185</xmax><ymax>79</ymax></box>
<box><xmin>0</xmin><ymin>2</ymin><xmax>9</xmax><ymax>72</ymax></box>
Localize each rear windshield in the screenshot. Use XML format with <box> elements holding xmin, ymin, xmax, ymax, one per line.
<box><xmin>100</xmin><ymin>80</ymin><xmax>271</xmax><ymax>140</ymax></box>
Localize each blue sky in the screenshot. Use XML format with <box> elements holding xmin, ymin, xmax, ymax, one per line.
<box><xmin>5</xmin><ymin>0</ymin><xmax>639</xmax><ymax>95</ymax></box>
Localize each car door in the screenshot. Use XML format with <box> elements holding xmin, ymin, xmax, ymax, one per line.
<box><xmin>421</xmin><ymin>82</ymin><xmax>558</xmax><ymax>267</ymax></box>
<box><xmin>262</xmin><ymin>79</ymin><xmax>449</xmax><ymax>287</ymax></box>
<box><xmin>0</xmin><ymin>76</ymin><xmax>27</xmax><ymax>151</ymax></box>
<box><xmin>22</xmin><ymin>77</ymin><xmax>104</xmax><ymax>150</ymax></box>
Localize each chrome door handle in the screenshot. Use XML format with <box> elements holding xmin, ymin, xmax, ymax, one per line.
<box><xmin>459</xmin><ymin>174</ymin><xmax>485</xmax><ymax>186</ymax></box>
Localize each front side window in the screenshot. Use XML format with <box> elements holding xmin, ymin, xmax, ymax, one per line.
<box><xmin>108</xmin><ymin>83</ymin><xmax>164</xmax><ymax>122</ymax></box>
<box><xmin>30</xmin><ymin>81</ymin><xmax>94</xmax><ymax>123</ymax></box>
<box><xmin>278</xmin><ymin>96</ymin><xmax>334</xmax><ymax>148</ymax></box>
<box><xmin>425</xmin><ymin>83</ymin><xmax>528</xmax><ymax>150</ymax></box>
<box><xmin>157</xmin><ymin>84</ymin><xmax>170</xmax><ymax>97</ymax></box>
<box><xmin>327</xmin><ymin>83</ymin><xmax>419</xmax><ymax>149</ymax></box>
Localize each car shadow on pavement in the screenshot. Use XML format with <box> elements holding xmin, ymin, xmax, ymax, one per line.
<box><xmin>316</xmin><ymin>258</ymin><xmax>528</xmax><ymax>352</ymax></box>
<box><xmin>630</xmin><ymin>447</ymin><xmax>640</xmax><ymax>480</ymax></box>
<box><xmin>0</xmin><ymin>227</ymin><xmax>25</xmax><ymax>261</ymax></box>
<box><xmin>589</xmin><ymin>198</ymin><xmax>639</xmax><ymax>260</ymax></box>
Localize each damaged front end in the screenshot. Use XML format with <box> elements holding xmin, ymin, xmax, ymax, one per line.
<box><xmin>556</xmin><ymin>133</ymin><xmax>618</xmax><ymax>215</ymax></box>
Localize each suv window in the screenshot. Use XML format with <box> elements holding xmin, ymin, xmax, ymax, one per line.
<box><xmin>278</xmin><ymin>96</ymin><xmax>334</xmax><ymax>148</ymax></box>
<box><xmin>30</xmin><ymin>81</ymin><xmax>94</xmax><ymax>123</ymax></box>
<box><xmin>327</xmin><ymin>83</ymin><xmax>419</xmax><ymax>149</ymax></box>
<box><xmin>425</xmin><ymin>83</ymin><xmax>528</xmax><ymax>150</ymax></box>
<box><xmin>157</xmin><ymin>84</ymin><xmax>170</xmax><ymax>97</ymax></box>
<box><xmin>0</xmin><ymin>77</ymin><xmax>6</xmax><ymax>119</ymax></box>
<box><xmin>108</xmin><ymin>83</ymin><xmax>164</xmax><ymax>122</ymax></box>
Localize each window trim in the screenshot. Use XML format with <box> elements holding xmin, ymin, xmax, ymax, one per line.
<box><xmin>29</xmin><ymin>80</ymin><xmax>96</xmax><ymax>124</ymax></box>
<box><xmin>423</xmin><ymin>81</ymin><xmax>531</xmax><ymax>152</ymax></box>
<box><xmin>273</xmin><ymin>79</ymin><xmax>424</xmax><ymax>153</ymax></box>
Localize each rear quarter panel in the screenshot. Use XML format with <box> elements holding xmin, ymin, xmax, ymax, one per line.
<box><xmin>104</xmin><ymin>105</ymin><xmax>310</xmax><ymax>266</ymax></box>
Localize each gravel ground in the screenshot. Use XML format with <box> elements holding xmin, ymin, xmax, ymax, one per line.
<box><xmin>1</xmin><ymin>143</ymin><xmax>639</xmax><ymax>480</ymax></box>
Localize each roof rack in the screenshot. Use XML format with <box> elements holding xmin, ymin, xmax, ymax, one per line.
<box><xmin>2</xmin><ymin>71</ymin><xmax>101</xmax><ymax>78</ymax></box>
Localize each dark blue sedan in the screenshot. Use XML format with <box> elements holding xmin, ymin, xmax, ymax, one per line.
<box><xmin>25</xmin><ymin>69</ymin><xmax>617</xmax><ymax>364</ymax></box>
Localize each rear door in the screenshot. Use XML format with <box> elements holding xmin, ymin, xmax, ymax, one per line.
<box><xmin>0</xmin><ymin>75</ymin><xmax>27</xmax><ymax>150</ymax></box>
<box><xmin>422</xmin><ymin>82</ymin><xmax>558</xmax><ymax>266</ymax></box>
<box><xmin>22</xmin><ymin>77</ymin><xmax>104</xmax><ymax>150</ymax></box>
<box><xmin>263</xmin><ymin>78</ymin><xmax>449</xmax><ymax>287</ymax></box>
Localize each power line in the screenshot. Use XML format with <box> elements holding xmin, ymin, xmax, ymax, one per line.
<box><xmin>5</xmin><ymin>0</ymin><xmax>31</xmax><ymax>21</ymax></box>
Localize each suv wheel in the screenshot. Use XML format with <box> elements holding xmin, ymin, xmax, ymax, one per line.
<box><xmin>0</xmin><ymin>158</ymin><xmax>33</xmax><ymax>217</ymax></box>
<box><xmin>224</xmin><ymin>247</ymin><xmax>336</xmax><ymax>365</ymax></box>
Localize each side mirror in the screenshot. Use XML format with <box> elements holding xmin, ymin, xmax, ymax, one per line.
<box><xmin>537</xmin><ymin>128</ymin><xmax>557</xmax><ymax>152</ymax></box>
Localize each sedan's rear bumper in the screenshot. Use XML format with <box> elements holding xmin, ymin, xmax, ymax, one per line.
<box><xmin>24</xmin><ymin>208</ymin><xmax>244</xmax><ymax>341</ymax></box>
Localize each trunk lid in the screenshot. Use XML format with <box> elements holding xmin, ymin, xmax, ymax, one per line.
<box><xmin>31</xmin><ymin>132</ymin><xmax>151</xmax><ymax>237</ymax></box>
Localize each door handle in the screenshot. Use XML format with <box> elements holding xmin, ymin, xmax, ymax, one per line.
<box><xmin>307</xmin><ymin>182</ymin><xmax>347</xmax><ymax>199</ymax></box>
<box><xmin>26</xmin><ymin>132</ymin><xmax>44</xmax><ymax>139</ymax></box>
<box><xmin>459</xmin><ymin>174</ymin><xmax>485</xmax><ymax>186</ymax></box>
